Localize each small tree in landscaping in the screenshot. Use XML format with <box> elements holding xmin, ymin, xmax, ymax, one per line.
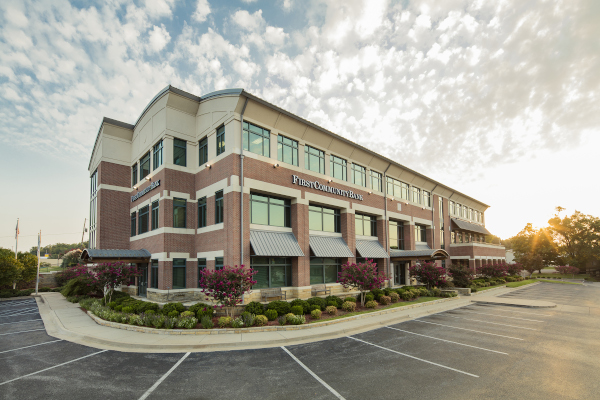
<box><xmin>521</xmin><ymin>253</ymin><xmax>544</xmax><ymax>278</ymax></box>
<box><xmin>555</xmin><ymin>265</ymin><xmax>579</xmax><ymax>278</ymax></box>
<box><xmin>337</xmin><ymin>259</ymin><xmax>387</xmax><ymax>306</ymax></box>
<box><xmin>448</xmin><ymin>264</ymin><xmax>474</xmax><ymax>288</ymax></box>
<box><xmin>94</xmin><ymin>262</ymin><xmax>140</xmax><ymax>304</ymax></box>
<box><xmin>505</xmin><ymin>262</ymin><xmax>524</xmax><ymax>276</ymax></box>
<box><xmin>408</xmin><ymin>261</ymin><xmax>448</xmax><ymax>290</ymax></box>
<box><xmin>199</xmin><ymin>265</ymin><xmax>257</xmax><ymax>317</ymax></box>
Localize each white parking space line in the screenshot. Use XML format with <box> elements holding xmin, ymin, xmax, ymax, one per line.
<box><xmin>0</xmin><ymin>350</ymin><xmax>107</xmax><ymax>386</ymax></box>
<box><xmin>0</xmin><ymin>329</ymin><xmax>45</xmax><ymax>336</ymax></box>
<box><xmin>138</xmin><ymin>352</ymin><xmax>191</xmax><ymax>400</ymax></box>
<box><xmin>456</xmin><ymin>310</ymin><xmax>544</xmax><ymax>322</ymax></box>
<box><xmin>0</xmin><ymin>311</ymin><xmax>39</xmax><ymax>318</ymax></box>
<box><xmin>0</xmin><ymin>340</ymin><xmax>63</xmax><ymax>354</ymax></box>
<box><xmin>0</xmin><ymin>319</ymin><xmax>42</xmax><ymax>325</ymax></box>
<box><xmin>438</xmin><ymin>315</ymin><xmax>538</xmax><ymax>331</ymax></box>
<box><xmin>385</xmin><ymin>327</ymin><xmax>508</xmax><ymax>355</ymax></box>
<box><xmin>0</xmin><ymin>302</ymin><xmax>36</xmax><ymax>307</ymax></box>
<box><xmin>347</xmin><ymin>336</ymin><xmax>479</xmax><ymax>378</ymax></box>
<box><xmin>0</xmin><ymin>308</ymin><xmax>38</xmax><ymax>317</ymax></box>
<box><xmin>282</xmin><ymin>346</ymin><xmax>346</xmax><ymax>400</ymax></box>
<box><xmin>413</xmin><ymin>320</ymin><xmax>524</xmax><ymax>340</ymax></box>
<box><xmin>469</xmin><ymin>306</ymin><xmax>552</xmax><ymax>317</ymax></box>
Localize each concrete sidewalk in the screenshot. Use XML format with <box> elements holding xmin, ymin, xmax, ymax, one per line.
<box><xmin>35</xmin><ymin>284</ymin><xmax>551</xmax><ymax>353</ymax></box>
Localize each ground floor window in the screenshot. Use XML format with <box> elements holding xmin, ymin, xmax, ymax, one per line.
<box><xmin>198</xmin><ymin>258</ymin><xmax>206</xmax><ymax>287</ymax></box>
<box><xmin>151</xmin><ymin>260</ymin><xmax>158</xmax><ymax>289</ymax></box>
<box><xmin>172</xmin><ymin>259</ymin><xmax>186</xmax><ymax>289</ymax></box>
<box><xmin>215</xmin><ymin>257</ymin><xmax>224</xmax><ymax>270</ymax></box>
<box><xmin>310</xmin><ymin>258</ymin><xmax>340</xmax><ymax>284</ymax></box>
<box><xmin>252</xmin><ymin>257</ymin><xmax>292</xmax><ymax>288</ymax></box>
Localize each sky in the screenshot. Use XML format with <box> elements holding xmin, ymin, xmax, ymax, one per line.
<box><xmin>1</xmin><ymin>0</ymin><xmax>599</xmax><ymax>251</ymax></box>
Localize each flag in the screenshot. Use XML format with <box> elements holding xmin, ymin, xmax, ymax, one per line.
<box><xmin>15</xmin><ymin>219</ymin><xmax>19</xmax><ymax>239</ymax></box>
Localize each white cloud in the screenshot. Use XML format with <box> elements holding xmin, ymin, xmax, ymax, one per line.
<box><xmin>231</xmin><ymin>9</ymin><xmax>264</xmax><ymax>31</ymax></box>
<box><xmin>148</xmin><ymin>24</ymin><xmax>171</xmax><ymax>53</ymax></box>
<box><xmin>192</xmin><ymin>0</ymin><xmax>211</xmax><ymax>23</ymax></box>
<box><xmin>143</xmin><ymin>0</ymin><xmax>176</xmax><ymax>19</ymax></box>
<box><xmin>265</xmin><ymin>26</ymin><xmax>288</xmax><ymax>47</ymax></box>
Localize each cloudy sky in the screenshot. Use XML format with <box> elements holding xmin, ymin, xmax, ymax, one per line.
<box><xmin>1</xmin><ymin>0</ymin><xmax>599</xmax><ymax>251</ymax></box>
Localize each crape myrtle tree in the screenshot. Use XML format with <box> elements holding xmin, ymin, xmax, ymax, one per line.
<box><xmin>448</xmin><ymin>264</ymin><xmax>474</xmax><ymax>288</ymax></box>
<box><xmin>408</xmin><ymin>261</ymin><xmax>449</xmax><ymax>290</ymax></box>
<box><xmin>94</xmin><ymin>262</ymin><xmax>140</xmax><ymax>304</ymax></box>
<box><xmin>199</xmin><ymin>265</ymin><xmax>257</xmax><ymax>317</ymax></box>
<box><xmin>337</xmin><ymin>259</ymin><xmax>387</xmax><ymax>306</ymax></box>
<box><xmin>479</xmin><ymin>262</ymin><xmax>508</xmax><ymax>279</ymax></box>
<box><xmin>555</xmin><ymin>265</ymin><xmax>580</xmax><ymax>278</ymax></box>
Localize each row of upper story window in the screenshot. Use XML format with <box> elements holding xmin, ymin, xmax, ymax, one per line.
<box><xmin>451</xmin><ymin>231</ymin><xmax>486</xmax><ymax>244</ymax></box>
<box><xmin>449</xmin><ymin>201</ymin><xmax>483</xmax><ymax>223</ymax></box>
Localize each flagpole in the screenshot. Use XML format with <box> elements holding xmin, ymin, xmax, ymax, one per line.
<box><xmin>36</xmin><ymin>230</ymin><xmax>41</xmax><ymax>295</ymax></box>
<box><xmin>15</xmin><ymin>218</ymin><xmax>19</xmax><ymax>259</ymax></box>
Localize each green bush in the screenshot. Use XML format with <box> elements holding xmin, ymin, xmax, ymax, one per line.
<box><xmin>343</xmin><ymin>296</ymin><xmax>356</xmax><ymax>303</ymax></box>
<box><xmin>383</xmin><ymin>288</ymin><xmax>394</xmax><ymax>296</ymax></box>
<box><xmin>311</xmin><ymin>309</ymin><xmax>322</xmax><ymax>319</ymax></box>
<box><xmin>400</xmin><ymin>291</ymin><xmax>413</xmax><ymax>301</ymax></box>
<box><xmin>163</xmin><ymin>316</ymin><xmax>177</xmax><ymax>329</ymax></box>
<box><xmin>255</xmin><ymin>315</ymin><xmax>268</xmax><ymax>326</ymax></box>
<box><xmin>180</xmin><ymin>311</ymin><xmax>195</xmax><ymax>318</ymax></box>
<box><xmin>290</xmin><ymin>299</ymin><xmax>310</xmax><ymax>314</ymax></box>
<box><xmin>218</xmin><ymin>317</ymin><xmax>232</xmax><ymax>328</ymax></box>
<box><xmin>327</xmin><ymin>301</ymin><xmax>338</xmax><ymax>308</ymax></box>
<box><xmin>201</xmin><ymin>315</ymin><xmax>214</xmax><ymax>329</ymax></box>
<box><xmin>189</xmin><ymin>303</ymin><xmax>214</xmax><ymax>319</ymax></box>
<box><xmin>429</xmin><ymin>288</ymin><xmax>441</xmax><ymax>297</ymax></box>
<box><xmin>266</xmin><ymin>300</ymin><xmax>290</xmax><ymax>316</ymax></box>
<box><xmin>389</xmin><ymin>292</ymin><xmax>400</xmax><ymax>302</ymax></box>
<box><xmin>231</xmin><ymin>317</ymin><xmax>244</xmax><ymax>328</ymax></box>
<box><xmin>145</xmin><ymin>310</ymin><xmax>156</xmax><ymax>315</ymax></box>
<box><xmin>138</xmin><ymin>302</ymin><xmax>160</xmax><ymax>314</ymax></box>
<box><xmin>122</xmin><ymin>306</ymin><xmax>133</xmax><ymax>314</ymax></box>
<box><xmin>167</xmin><ymin>310</ymin><xmax>180</xmax><ymax>318</ymax></box>
<box><xmin>307</xmin><ymin>297</ymin><xmax>326</xmax><ymax>311</ymax></box>
<box><xmin>285</xmin><ymin>313</ymin><xmax>296</xmax><ymax>323</ymax></box>
<box><xmin>176</xmin><ymin>317</ymin><xmax>198</xmax><ymax>329</ymax></box>
<box><xmin>365</xmin><ymin>300</ymin><xmax>378</xmax><ymax>308</ymax></box>
<box><xmin>114</xmin><ymin>305</ymin><xmax>123</xmax><ymax>312</ymax></box>
<box><xmin>418</xmin><ymin>287</ymin><xmax>429</xmax><ymax>297</ymax></box>
<box><xmin>287</xmin><ymin>314</ymin><xmax>306</xmax><ymax>325</ymax></box>
<box><xmin>342</xmin><ymin>301</ymin><xmax>356</xmax><ymax>312</ymax></box>
<box><xmin>163</xmin><ymin>302</ymin><xmax>185</xmax><ymax>314</ymax></box>
<box><xmin>291</xmin><ymin>305</ymin><xmax>304</xmax><ymax>316</ymax></box>
<box><xmin>241</xmin><ymin>312</ymin><xmax>256</xmax><ymax>327</ymax></box>
<box><xmin>379</xmin><ymin>295</ymin><xmax>391</xmax><ymax>305</ymax></box>
<box><xmin>151</xmin><ymin>315</ymin><xmax>166</xmax><ymax>329</ymax></box>
<box><xmin>370</xmin><ymin>288</ymin><xmax>384</xmax><ymax>301</ymax></box>
<box><xmin>364</xmin><ymin>294</ymin><xmax>375</xmax><ymax>302</ymax></box>
<box><xmin>244</xmin><ymin>301</ymin><xmax>265</xmax><ymax>315</ymax></box>
<box><xmin>278</xmin><ymin>315</ymin><xmax>287</xmax><ymax>325</ymax></box>
<box><xmin>324</xmin><ymin>295</ymin><xmax>343</xmax><ymax>308</ymax></box>
<box><xmin>265</xmin><ymin>309</ymin><xmax>278</xmax><ymax>321</ymax></box>
<box><xmin>108</xmin><ymin>301</ymin><xmax>117</xmax><ymax>309</ymax></box>
<box><xmin>325</xmin><ymin>305</ymin><xmax>337</xmax><ymax>315</ymax></box>
<box><xmin>309</xmin><ymin>304</ymin><xmax>322</xmax><ymax>312</ymax></box>
<box><xmin>129</xmin><ymin>314</ymin><xmax>143</xmax><ymax>326</ymax></box>
<box><xmin>61</xmin><ymin>277</ymin><xmax>94</xmax><ymax>298</ymax></box>
<box><xmin>410</xmin><ymin>289</ymin><xmax>421</xmax><ymax>298</ymax></box>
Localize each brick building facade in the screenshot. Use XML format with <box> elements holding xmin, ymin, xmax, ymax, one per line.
<box><xmin>87</xmin><ymin>86</ymin><xmax>505</xmax><ymax>302</ymax></box>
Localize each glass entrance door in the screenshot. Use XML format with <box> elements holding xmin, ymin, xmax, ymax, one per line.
<box><xmin>394</xmin><ymin>263</ymin><xmax>407</xmax><ymax>285</ymax></box>
<box><xmin>138</xmin><ymin>263</ymin><xmax>148</xmax><ymax>297</ymax></box>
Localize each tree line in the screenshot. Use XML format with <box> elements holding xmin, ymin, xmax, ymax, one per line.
<box><xmin>28</xmin><ymin>241</ymin><xmax>88</xmax><ymax>259</ymax></box>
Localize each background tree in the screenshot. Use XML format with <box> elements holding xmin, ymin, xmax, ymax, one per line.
<box><xmin>520</xmin><ymin>253</ymin><xmax>543</xmax><ymax>278</ymax></box>
<box><xmin>16</xmin><ymin>252</ymin><xmax>39</xmax><ymax>288</ymax></box>
<box><xmin>511</xmin><ymin>223</ymin><xmax>559</xmax><ymax>273</ymax></box>
<box><xmin>61</xmin><ymin>249</ymin><xmax>83</xmax><ymax>268</ymax></box>
<box><xmin>0</xmin><ymin>248</ymin><xmax>23</xmax><ymax>289</ymax></box>
<box><xmin>29</xmin><ymin>242</ymin><xmax>88</xmax><ymax>259</ymax></box>
<box><xmin>547</xmin><ymin>208</ymin><xmax>600</xmax><ymax>270</ymax></box>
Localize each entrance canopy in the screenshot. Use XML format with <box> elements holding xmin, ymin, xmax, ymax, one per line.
<box><xmin>250</xmin><ymin>230</ymin><xmax>304</xmax><ymax>257</ymax></box>
<box><xmin>390</xmin><ymin>243</ymin><xmax>448</xmax><ymax>261</ymax></box>
<box><xmin>80</xmin><ymin>248</ymin><xmax>151</xmax><ymax>263</ymax></box>
<box><xmin>451</xmin><ymin>218</ymin><xmax>492</xmax><ymax>235</ymax></box>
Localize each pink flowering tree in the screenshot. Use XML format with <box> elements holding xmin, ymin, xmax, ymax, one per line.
<box><xmin>408</xmin><ymin>261</ymin><xmax>449</xmax><ymax>290</ymax></box>
<box><xmin>337</xmin><ymin>259</ymin><xmax>387</xmax><ymax>306</ymax></box>
<box><xmin>93</xmin><ymin>262</ymin><xmax>140</xmax><ymax>304</ymax></box>
<box><xmin>555</xmin><ymin>265</ymin><xmax>579</xmax><ymax>277</ymax></box>
<box><xmin>199</xmin><ymin>265</ymin><xmax>257</xmax><ymax>317</ymax></box>
<box><xmin>505</xmin><ymin>262</ymin><xmax>524</xmax><ymax>276</ymax></box>
<box><xmin>479</xmin><ymin>262</ymin><xmax>509</xmax><ymax>279</ymax></box>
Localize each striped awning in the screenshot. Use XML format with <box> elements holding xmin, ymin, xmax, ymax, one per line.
<box><xmin>356</xmin><ymin>240</ymin><xmax>390</xmax><ymax>259</ymax></box>
<box><xmin>451</xmin><ymin>218</ymin><xmax>492</xmax><ymax>235</ymax></box>
<box><xmin>309</xmin><ymin>236</ymin><xmax>354</xmax><ymax>258</ymax></box>
<box><xmin>250</xmin><ymin>230</ymin><xmax>304</xmax><ymax>257</ymax></box>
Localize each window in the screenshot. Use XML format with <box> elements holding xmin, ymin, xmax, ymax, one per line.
<box><xmin>132</xmin><ymin>164</ymin><xmax>138</xmax><ymax>186</ymax></box>
<box><xmin>151</xmin><ymin>260</ymin><xmax>158</xmax><ymax>289</ymax></box>
<box><xmin>90</xmin><ymin>169</ymin><xmax>97</xmax><ymax>196</ymax></box>
<box><xmin>414</xmin><ymin>224</ymin><xmax>426</xmax><ymax>242</ymax></box>
<box><xmin>131</xmin><ymin>211</ymin><xmax>136</xmax><ymax>237</ymax></box>
<box><xmin>440</xmin><ymin>229</ymin><xmax>445</xmax><ymax>249</ymax></box>
<box><xmin>250</xmin><ymin>193</ymin><xmax>291</xmax><ymax>227</ymax></box>
<box><xmin>481</xmin><ymin>211</ymin><xmax>484</xmax><ymax>223</ymax></box>
<box><xmin>172</xmin><ymin>259</ymin><xmax>186</xmax><ymax>289</ymax></box>
<box><xmin>465</xmin><ymin>233</ymin><xmax>471</xmax><ymax>243</ymax></box>
<box><xmin>422</xmin><ymin>191</ymin><xmax>431</xmax><ymax>207</ymax></box>
<box><xmin>215</xmin><ymin>257</ymin><xmax>224</xmax><ymax>270</ymax></box>
<box><xmin>277</xmin><ymin>135</ymin><xmax>298</xmax><ymax>166</ymax></box>
<box><xmin>389</xmin><ymin>220</ymin><xmax>404</xmax><ymax>250</ymax></box>
<box><xmin>151</xmin><ymin>201</ymin><xmax>159</xmax><ymax>230</ymax></box>
<box><xmin>449</xmin><ymin>201</ymin><xmax>456</xmax><ymax>215</ymax></box>
<box><xmin>309</xmin><ymin>205</ymin><xmax>340</xmax><ymax>233</ymax></box>
<box><xmin>370</xmin><ymin>170</ymin><xmax>382</xmax><ymax>192</ymax></box>
<box><xmin>463</xmin><ymin>205</ymin><xmax>468</xmax><ymax>218</ymax></box>
<box><xmin>197</xmin><ymin>197</ymin><xmax>207</xmax><ymax>228</ymax></box>
<box><xmin>355</xmin><ymin>214</ymin><xmax>376</xmax><ymax>236</ymax></box>
<box><xmin>304</xmin><ymin>145</ymin><xmax>325</xmax><ymax>174</ymax></box>
<box><xmin>198</xmin><ymin>259</ymin><xmax>206</xmax><ymax>288</ymax></box>
<box><xmin>352</xmin><ymin>163</ymin><xmax>366</xmax><ymax>187</ymax></box>
<box><xmin>386</xmin><ymin>177</ymin><xmax>409</xmax><ymax>200</ymax></box>
<box><xmin>458</xmin><ymin>204</ymin><xmax>463</xmax><ymax>218</ymax></box>
<box><xmin>412</xmin><ymin>187</ymin><xmax>421</xmax><ymax>204</ymax></box>
<box><xmin>458</xmin><ymin>232</ymin><xmax>463</xmax><ymax>243</ymax></box>
<box><xmin>451</xmin><ymin>231</ymin><xmax>455</xmax><ymax>243</ymax></box>
<box><xmin>173</xmin><ymin>198</ymin><xmax>186</xmax><ymax>228</ymax></box>
<box><xmin>173</xmin><ymin>138</ymin><xmax>187</xmax><ymax>166</ymax></box>
<box><xmin>330</xmin><ymin>155</ymin><xmax>347</xmax><ymax>181</ymax></box>
<box><xmin>138</xmin><ymin>205</ymin><xmax>149</xmax><ymax>234</ymax></box>
<box><xmin>153</xmin><ymin>140</ymin><xmax>163</xmax><ymax>170</ymax></box>
<box><xmin>215</xmin><ymin>190</ymin><xmax>224</xmax><ymax>224</ymax></box>
<box><xmin>469</xmin><ymin>208</ymin><xmax>473</xmax><ymax>220</ymax></box>
<box><xmin>198</xmin><ymin>137</ymin><xmax>208</xmax><ymax>165</ymax></box>
<box><xmin>310</xmin><ymin>258</ymin><xmax>340</xmax><ymax>284</ymax></box>
<box><xmin>252</xmin><ymin>257</ymin><xmax>292</xmax><ymax>288</ymax></box>
<box><xmin>243</xmin><ymin>122</ymin><xmax>270</xmax><ymax>157</ymax></box>
<box><xmin>438</xmin><ymin>197</ymin><xmax>444</xmax><ymax>227</ymax></box>
<box><xmin>216</xmin><ymin>126</ymin><xmax>225</xmax><ymax>156</ymax></box>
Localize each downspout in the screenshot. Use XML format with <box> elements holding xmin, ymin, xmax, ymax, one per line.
<box><xmin>431</xmin><ymin>184</ymin><xmax>438</xmax><ymax>248</ymax></box>
<box><xmin>383</xmin><ymin>163</ymin><xmax>392</xmax><ymax>287</ymax></box>
<box><xmin>240</xmin><ymin>98</ymin><xmax>248</xmax><ymax>266</ymax></box>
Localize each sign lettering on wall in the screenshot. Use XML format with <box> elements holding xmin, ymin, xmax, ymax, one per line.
<box><xmin>292</xmin><ymin>175</ymin><xmax>363</xmax><ymax>201</ymax></box>
<box><xmin>131</xmin><ymin>180</ymin><xmax>161</xmax><ymax>202</ymax></box>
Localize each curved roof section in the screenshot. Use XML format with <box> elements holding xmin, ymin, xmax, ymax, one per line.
<box><xmin>389</xmin><ymin>248</ymin><xmax>449</xmax><ymax>259</ymax></box>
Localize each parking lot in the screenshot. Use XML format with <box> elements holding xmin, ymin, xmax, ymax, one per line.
<box><xmin>2</xmin><ymin>282</ymin><xmax>600</xmax><ymax>400</ymax></box>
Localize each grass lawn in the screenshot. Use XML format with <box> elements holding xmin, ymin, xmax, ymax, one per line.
<box><xmin>309</xmin><ymin>297</ymin><xmax>440</xmax><ymax>323</ymax></box>
<box><xmin>537</xmin><ymin>279</ymin><xmax>582</xmax><ymax>285</ymax></box>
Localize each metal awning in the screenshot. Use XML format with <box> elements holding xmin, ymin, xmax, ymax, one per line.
<box><xmin>80</xmin><ymin>248</ymin><xmax>151</xmax><ymax>263</ymax></box>
<box><xmin>250</xmin><ymin>230</ymin><xmax>304</xmax><ymax>257</ymax></box>
<box><xmin>451</xmin><ymin>218</ymin><xmax>492</xmax><ymax>235</ymax></box>
<box><xmin>356</xmin><ymin>240</ymin><xmax>390</xmax><ymax>259</ymax></box>
<box><xmin>390</xmin><ymin>248</ymin><xmax>449</xmax><ymax>260</ymax></box>
<box><xmin>309</xmin><ymin>236</ymin><xmax>354</xmax><ymax>258</ymax></box>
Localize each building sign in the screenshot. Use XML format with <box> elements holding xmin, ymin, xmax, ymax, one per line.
<box><xmin>292</xmin><ymin>175</ymin><xmax>363</xmax><ymax>201</ymax></box>
<box><xmin>131</xmin><ymin>180</ymin><xmax>161</xmax><ymax>202</ymax></box>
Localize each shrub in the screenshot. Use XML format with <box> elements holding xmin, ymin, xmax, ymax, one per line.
<box><xmin>163</xmin><ymin>302</ymin><xmax>185</xmax><ymax>315</ymax></box>
<box><xmin>364</xmin><ymin>294</ymin><xmax>375</xmax><ymax>302</ymax></box>
<box><xmin>61</xmin><ymin>277</ymin><xmax>95</xmax><ymax>298</ymax></box>
<box><xmin>309</xmin><ymin>305</ymin><xmax>322</xmax><ymax>312</ymax></box>
<box><xmin>145</xmin><ymin>310</ymin><xmax>156</xmax><ymax>315</ymax></box>
<box><xmin>410</xmin><ymin>289</ymin><xmax>421</xmax><ymax>298</ymax></box>
<box><xmin>291</xmin><ymin>305</ymin><xmax>304</xmax><ymax>316</ymax></box>
<box><xmin>285</xmin><ymin>313</ymin><xmax>296</xmax><ymax>323</ymax></box>
<box><xmin>401</xmin><ymin>291</ymin><xmax>413</xmax><ymax>301</ymax></box>
<box><xmin>409</xmin><ymin>261</ymin><xmax>449</xmax><ymax>289</ymax></box>
<box><xmin>265</xmin><ymin>309</ymin><xmax>278</xmax><ymax>321</ymax></box>
<box><xmin>114</xmin><ymin>305</ymin><xmax>123</xmax><ymax>312</ymax></box>
<box><xmin>394</xmin><ymin>288</ymin><xmax>405</xmax><ymax>295</ymax></box>
<box><xmin>325</xmin><ymin>305</ymin><xmax>337</xmax><ymax>315</ymax></box>
<box><xmin>201</xmin><ymin>315</ymin><xmax>214</xmax><ymax>329</ymax></box>
<box><xmin>129</xmin><ymin>314</ymin><xmax>143</xmax><ymax>326</ymax></box>
<box><xmin>180</xmin><ymin>311</ymin><xmax>195</xmax><ymax>318</ymax></box>
<box><xmin>287</xmin><ymin>314</ymin><xmax>306</xmax><ymax>325</ymax></box>
<box><xmin>370</xmin><ymin>288</ymin><xmax>384</xmax><ymax>301</ymax></box>
<box><xmin>177</xmin><ymin>317</ymin><xmax>198</xmax><ymax>329</ymax></box>
<box><xmin>189</xmin><ymin>302</ymin><xmax>215</xmax><ymax>318</ymax></box>
<box><xmin>255</xmin><ymin>315</ymin><xmax>268</xmax><ymax>326</ymax></box>
<box><xmin>342</xmin><ymin>301</ymin><xmax>356</xmax><ymax>312</ymax></box>
<box><xmin>449</xmin><ymin>264</ymin><xmax>474</xmax><ymax>288</ymax></box>
<box><xmin>241</xmin><ymin>312</ymin><xmax>256</xmax><ymax>327</ymax></box>
<box><xmin>167</xmin><ymin>310</ymin><xmax>180</xmax><ymax>318</ymax></box>
<box><xmin>278</xmin><ymin>315</ymin><xmax>287</xmax><ymax>326</ymax></box>
<box><xmin>389</xmin><ymin>292</ymin><xmax>400</xmax><ymax>303</ymax></box>
<box><xmin>383</xmin><ymin>288</ymin><xmax>394</xmax><ymax>296</ymax></box>
<box><xmin>418</xmin><ymin>287</ymin><xmax>429</xmax><ymax>297</ymax></box>
<box><xmin>311</xmin><ymin>309</ymin><xmax>322</xmax><ymax>319</ymax></box>
<box><xmin>218</xmin><ymin>317</ymin><xmax>232</xmax><ymax>328</ymax></box>
<box><xmin>244</xmin><ymin>301</ymin><xmax>264</xmax><ymax>315</ymax></box>
<box><xmin>138</xmin><ymin>302</ymin><xmax>159</xmax><ymax>313</ymax></box>
<box><xmin>151</xmin><ymin>315</ymin><xmax>166</xmax><ymax>329</ymax></box>
<box><xmin>429</xmin><ymin>288</ymin><xmax>441</xmax><ymax>297</ymax></box>
<box><xmin>327</xmin><ymin>301</ymin><xmax>338</xmax><ymax>308</ymax></box>
<box><xmin>307</xmin><ymin>297</ymin><xmax>326</xmax><ymax>311</ymax></box>
<box><xmin>163</xmin><ymin>316</ymin><xmax>177</xmax><ymax>329</ymax></box>
<box><xmin>365</xmin><ymin>300</ymin><xmax>378</xmax><ymax>308</ymax></box>
<box><xmin>231</xmin><ymin>317</ymin><xmax>244</xmax><ymax>328</ymax></box>
<box><xmin>325</xmin><ymin>295</ymin><xmax>343</xmax><ymax>308</ymax></box>
<box><xmin>266</xmin><ymin>300</ymin><xmax>290</xmax><ymax>316</ymax></box>
<box><xmin>290</xmin><ymin>299</ymin><xmax>311</xmax><ymax>314</ymax></box>
<box><xmin>379</xmin><ymin>295</ymin><xmax>391</xmax><ymax>305</ymax></box>
<box><xmin>344</xmin><ymin>296</ymin><xmax>356</xmax><ymax>303</ymax></box>
<box><xmin>122</xmin><ymin>306</ymin><xmax>133</xmax><ymax>314</ymax></box>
